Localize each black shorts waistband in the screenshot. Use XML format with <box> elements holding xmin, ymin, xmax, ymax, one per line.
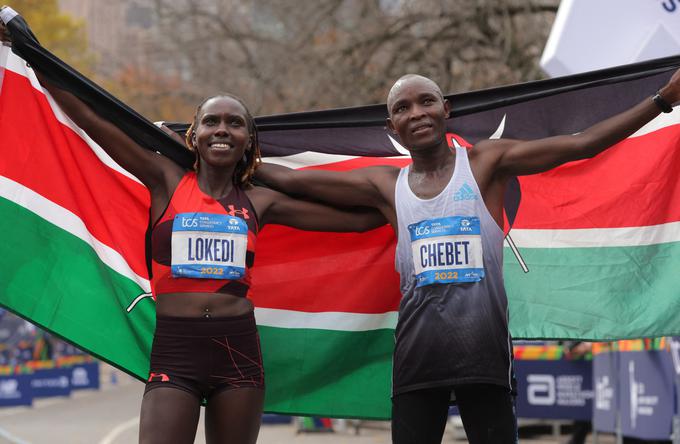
<box><xmin>155</xmin><ymin>311</ymin><xmax>256</xmax><ymax>337</ymax></box>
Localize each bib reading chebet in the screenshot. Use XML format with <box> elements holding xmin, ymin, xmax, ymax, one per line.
<box><xmin>408</xmin><ymin>216</ymin><xmax>484</xmax><ymax>287</ymax></box>
<box><xmin>171</xmin><ymin>212</ymin><xmax>248</xmax><ymax>279</ymax></box>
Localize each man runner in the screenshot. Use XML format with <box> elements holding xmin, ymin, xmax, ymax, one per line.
<box><xmin>258</xmin><ymin>72</ymin><xmax>680</xmax><ymax>444</ymax></box>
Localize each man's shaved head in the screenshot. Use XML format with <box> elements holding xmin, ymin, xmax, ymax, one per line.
<box><xmin>385</xmin><ymin>74</ymin><xmax>450</xmax><ymax>153</ymax></box>
<box><xmin>387</xmin><ymin>74</ymin><xmax>444</xmax><ymax>114</ymax></box>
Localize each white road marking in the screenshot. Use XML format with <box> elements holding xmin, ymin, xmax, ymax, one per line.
<box><xmin>0</xmin><ymin>426</ymin><xmax>31</xmax><ymax>444</ymax></box>
<box><xmin>98</xmin><ymin>417</ymin><xmax>139</xmax><ymax>444</ymax></box>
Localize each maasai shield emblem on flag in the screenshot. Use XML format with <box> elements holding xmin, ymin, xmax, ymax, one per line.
<box><xmin>2</xmin><ymin>10</ymin><xmax>680</xmax><ymax>419</ymax></box>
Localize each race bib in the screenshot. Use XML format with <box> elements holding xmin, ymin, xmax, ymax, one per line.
<box><xmin>171</xmin><ymin>212</ymin><xmax>248</xmax><ymax>280</ymax></box>
<box><xmin>408</xmin><ymin>216</ymin><xmax>484</xmax><ymax>287</ymax></box>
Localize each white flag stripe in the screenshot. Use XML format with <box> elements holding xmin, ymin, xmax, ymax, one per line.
<box><xmin>263</xmin><ymin>151</ymin><xmax>359</xmax><ymax>168</ymax></box>
<box><xmin>630</xmin><ymin>106</ymin><xmax>680</xmax><ymax>138</ymax></box>
<box><xmin>255</xmin><ymin>307</ymin><xmax>398</xmax><ymax>332</ymax></box>
<box><xmin>489</xmin><ymin>115</ymin><xmax>507</xmax><ymax>139</ymax></box>
<box><xmin>0</xmin><ymin>176</ymin><xmax>151</xmax><ymax>292</ymax></box>
<box><xmin>262</xmin><ymin>151</ymin><xmax>408</xmax><ymax>169</ymax></box>
<box><xmin>508</xmin><ymin>221</ymin><xmax>680</xmax><ymax>249</ymax></box>
<box><xmin>388</xmin><ymin>135</ymin><xmax>410</xmax><ymax>155</ymax></box>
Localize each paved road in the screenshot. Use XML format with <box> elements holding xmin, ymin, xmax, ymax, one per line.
<box><xmin>0</xmin><ymin>368</ymin><xmax>613</xmax><ymax>444</ymax></box>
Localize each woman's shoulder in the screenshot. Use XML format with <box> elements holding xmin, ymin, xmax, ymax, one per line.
<box><xmin>243</xmin><ymin>183</ymin><xmax>277</xmax><ymax>199</ymax></box>
<box><xmin>241</xmin><ymin>183</ymin><xmax>282</xmax><ymax>222</ymax></box>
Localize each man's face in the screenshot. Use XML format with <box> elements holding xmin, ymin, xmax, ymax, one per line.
<box><xmin>386</xmin><ymin>77</ymin><xmax>450</xmax><ymax>153</ymax></box>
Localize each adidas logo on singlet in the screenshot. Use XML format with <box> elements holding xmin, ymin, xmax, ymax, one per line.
<box><xmin>453</xmin><ymin>183</ymin><xmax>478</xmax><ymax>201</ymax></box>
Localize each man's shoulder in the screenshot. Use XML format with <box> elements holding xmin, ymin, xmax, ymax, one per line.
<box><xmin>470</xmin><ymin>138</ymin><xmax>512</xmax><ymax>152</ymax></box>
<box><xmin>356</xmin><ymin>165</ymin><xmax>401</xmax><ymax>201</ymax></box>
<box><xmin>468</xmin><ymin>138</ymin><xmax>517</xmax><ymax>162</ymax></box>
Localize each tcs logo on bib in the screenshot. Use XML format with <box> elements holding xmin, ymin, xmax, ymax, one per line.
<box><xmin>181</xmin><ymin>217</ymin><xmax>199</xmax><ymax>228</ymax></box>
<box><xmin>414</xmin><ymin>225</ymin><xmax>430</xmax><ymax>236</ymax></box>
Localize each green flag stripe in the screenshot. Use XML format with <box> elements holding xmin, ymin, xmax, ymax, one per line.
<box><xmin>505</xmin><ymin>243</ymin><xmax>680</xmax><ymax>340</ymax></box>
<box><xmin>0</xmin><ymin>196</ymin><xmax>155</xmax><ymax>377</ymax></box>
<box><xmin>0</xmin><ymin>176</ymin><xmax>150</xmax><ymax>291</ymax></box>
<box><xmin>259</xmin><ymin>325</ymin><xmax>394</xmax><ymax>419</ymax></box>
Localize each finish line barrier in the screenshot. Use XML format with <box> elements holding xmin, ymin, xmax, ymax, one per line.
<box><xmin>0</xmin><ymin>361</ymin><xmax>100</xmax><ymax>407</ymax></box>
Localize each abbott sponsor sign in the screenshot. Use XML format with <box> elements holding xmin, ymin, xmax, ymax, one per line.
<box><xmin>541</xmin><ymin>0</ymin><xmax>680</xmax><ymax>77</ymax></box>
<box><xmin>515</xmin><ymin>360</ymin><xmax>593</xmax><ymax>420</ymax></box>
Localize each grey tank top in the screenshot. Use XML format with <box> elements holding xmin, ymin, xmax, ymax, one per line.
<box><xmin>393</xmin><ymin>145</ymin><xmax>512</xmax><ymax>395</ymax></box>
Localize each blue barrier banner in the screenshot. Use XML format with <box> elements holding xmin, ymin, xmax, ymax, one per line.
<box><xmin>30</xmin><ymin>368</ymin><xmax>71</xmax><ymax>398</ymax></box>
<box><xmin>593</xmin><ymin>351</ymin><xmax>618</xmax><ymax>433</ymax></box>
<box><xmin>0</xmin><ymin>374</ymin><xmax>32</xmax><ymax>407</ymax></box>
<box><xmin>619</xmin><ymin>350</ymin><xmax>673</xmax><ymax>441</ymax></box>
<box><xmin>69</xmin><ymin>362</ymin><xmax>99</xmax><ymax>391</ymax></box>
<box><xmin>670</xmin><ymin>337</ymin><xmax>680</xmax><ymax>376</ymax></box>
<box><xmin>515</xmin><ymin>359</ymin><xmax>593</xmax><ymax>420</ymax></box>
<box><xmin>261</xmin><ymin>414</ymin><xmax>293</xmax><ymax>424</ymax></box>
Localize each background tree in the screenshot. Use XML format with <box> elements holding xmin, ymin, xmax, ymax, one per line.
<box><xmin>8</xmin><ymin>0</ymin><xmax>559</xmax><ymax>120</ymax></box>
<box><xmin>100</xmin><ymin>63</ymin><xmax>197</xmax><ymax>122</ymax></box>
<box><xmin>6</xmin><ymin>0</ymin><xmax>94</xmax><ymax>76</ymax></box>
<box><xmin>150</xmin><ymin>0</ymin><xmax>559</xmax><ymax>116</ymax></box>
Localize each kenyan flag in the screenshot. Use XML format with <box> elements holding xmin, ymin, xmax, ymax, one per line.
<box><xmin>0</xmin><ymin>46</ymin><xmax>155</xmax><ymax>380</ymax></box>
<box><xmin>0</xmin><ymin>44</ymin><xmax>399</xmax><ymax>418</ymax></box>
<box><xmin>2</xmin><ymin>10</ymin><xmax>680</xmax><ymax>419</ymax></box>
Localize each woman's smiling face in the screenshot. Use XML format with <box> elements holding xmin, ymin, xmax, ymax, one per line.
<box><xmin>193</xmin><ymin>96</ymin><xmax>251</xmax><ymax>170</ymax></box>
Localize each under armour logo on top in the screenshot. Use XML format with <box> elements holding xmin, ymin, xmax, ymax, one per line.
<box><xmin>454</xmin><ymin>183</ymin><xmax>478</xmax><ymax>201</ymax></box>
<box><xmin>227</xmin><ymin>205</ymin><xmax>250</xmax><ymax>219</ymax></box>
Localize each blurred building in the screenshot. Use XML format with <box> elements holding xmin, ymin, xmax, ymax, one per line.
<box><xmin>58</xmin><ymin>0</ymin><xmax>159</xmax><ymax>75</ymax></box>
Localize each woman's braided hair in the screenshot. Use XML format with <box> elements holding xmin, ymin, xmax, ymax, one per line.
<box><xmin>184</xmin><ymin>94</ymin><xmax>262</xmax><ymax>187</ymax></box>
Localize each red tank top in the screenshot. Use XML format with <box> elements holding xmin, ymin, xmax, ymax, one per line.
<box><xmin>151</xmin><ymin>172</ymin><xmax>258</xmax><ymax>298</ymax></box>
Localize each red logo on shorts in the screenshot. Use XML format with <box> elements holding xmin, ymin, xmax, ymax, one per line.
<box><xmin>148</xmin><ymin>372</ymin><xmax>170</xmax><ymax>382</ymax></box>
<box><xmin>227</xmin><ymin>205</ymin><xmax>250</xmax><ymax>219</ymax></box>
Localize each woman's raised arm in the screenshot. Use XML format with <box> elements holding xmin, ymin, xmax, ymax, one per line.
<box><xmin>1</xmin><ymin>13</ymin><xmax>183</xmax><ymax>192</ymax></box>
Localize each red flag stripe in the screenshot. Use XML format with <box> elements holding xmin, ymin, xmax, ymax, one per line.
<box><xmin>251</xmin><ymin>225</ymin><xmax>400</xmax><ymax>313</ymax></box>
<box><xmin>0</xmin><ymin>69</ymin><xmax>151</xmax><ymax>278</ymax></box>
<box><xmin>2</xmin><ymin>69</ymin><xmax>401</xmax><ymax>314</ymax></box>
<box><xmin>513</xmin><ymin>124</ymin><xmax>680</xmax><ymax>230</ymax></box>
<box><xmin>285</xmin><ymin>125</ymin><xmax>680</xmax><ymax>229</ymax></box>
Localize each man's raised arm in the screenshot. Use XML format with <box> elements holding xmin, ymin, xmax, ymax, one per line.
<box><xmin>480</xmin><ymin>68</ymin><xmax>680</xmax><ymax>178</ymax></box>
